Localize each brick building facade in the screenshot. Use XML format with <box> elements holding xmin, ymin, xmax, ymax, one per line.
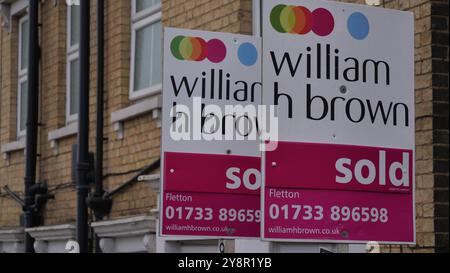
<box><xmin>0</xmin><ymin>0</ymin><xmax>448</xmax><ymax>253</ymax></box>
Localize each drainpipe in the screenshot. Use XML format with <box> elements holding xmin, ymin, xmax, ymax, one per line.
<box><xmin>76</xmin><ymin>0</ymin><xmax>90</xmax><ymax>254</ymax></box>
<box><xmin>23</xmin><ymin>0</ymin><xmax>40</xmax><ymax>254</ymax></box>
<box><xmin>94</xmin><ymin>0</ymin><xmax>105</xmax><ymax>253</ymax></box>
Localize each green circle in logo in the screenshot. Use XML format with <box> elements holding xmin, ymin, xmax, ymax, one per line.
<box><xmin>270</xmin><ymin>4</ymin><xmax>286</xmax><ymax>33</ymax></box>
<box><xmin>171</xmin><ymin>36</ymin><xmax>185</xmax><ymax>60</ymax></box>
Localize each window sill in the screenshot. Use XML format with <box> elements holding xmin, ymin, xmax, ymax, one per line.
<box><xmin>25</xmin><ymin>224</ymin><xmax>76</xmax><ymax>253</ymax></box>
<box><xmin>91</xmin><ymin>216</ymin><xmax>157</xmax><ymax>253</ymax></box>
<box><xmin>110</xmin><ymin>94</ymin><xmax>162</xmax><ymax>140</ymax></box>
<box><xmin>0</xmin><ymin>228</ymin><xmax>24</xmax><ymax>253</ymax></box>
<box><xmin>48</xmin><ymin>122</ymin><xmax>78</xmax><ymax>155</ymax></box>
<box><xmin>1</xmin><ymin>138</ymin><xmax>26</xmax><ymax>165</ymax></box>
<box><xmin>129</xmin><ymin>84</ymin><xmax>162</xmax><ymax>101</ymax></box>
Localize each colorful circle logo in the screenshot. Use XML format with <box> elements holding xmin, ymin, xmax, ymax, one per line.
<box><xmin>171</xmin><ymin>36</ymin><xmax>227</xmax><ymax>63</ymax></box>
<box><xmin>270</xmin><ymin>5</ymin><xmax>334</xmax><ymax>36</ymax></box>
<box><xmin>238</xmin><ymin>42</ymin><xmax>258</xmax><ymax>67</ymax></box>
<box><xmin>347</xmin><ymin>12</ymin><xmax>370</xmax><ymax>40</ymax></box>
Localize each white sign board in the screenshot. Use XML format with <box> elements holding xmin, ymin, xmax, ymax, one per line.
<box><xmin>262</xmin><ymin>0</ymin><xmax>415</xmax><ymax>244</ymax></box>
<box><xmin>161</xmin><ymin>28</ymin><xmax>263</xmax><ymax>239</ymax></box>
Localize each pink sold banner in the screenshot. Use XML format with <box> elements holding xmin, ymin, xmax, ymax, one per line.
<box><xmin>263</xmin><ymin>142</ymin><xmax>415</xmax><ymax>243</ymax></box>
<box><xmin>162</xmin><ymin>152</ymin><xmax>261</xmax><ymax>238</ymax></box>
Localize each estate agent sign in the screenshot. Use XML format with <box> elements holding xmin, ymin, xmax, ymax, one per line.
<box><xmin>262</xmin><ymin>0</ymin><xmax>415</xmax><ymax>244</ymax></box>
<box><xmin>161</xmin><ymin>28</ymin><xmax>263</xmax><ymax>239</ymax></box>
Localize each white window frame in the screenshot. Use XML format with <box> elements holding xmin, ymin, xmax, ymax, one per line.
<box><xmin>132</xmin><ymin>0</ymin><xmax>162</xmax><ymax>23</ymax></box>
<box><xmin>129</xmin><ymin>0</ymin><xmax>162</xmax><ymax>100</ymax></box>
<box><xmin>66</xmin><ymin>4</ymin><xmax>80</xmax><ymax>123</ymax></box>
<box><xmin>17</xmin><ymin>15</ymin><xmax>29</xmax><ymax>138</ymax></box>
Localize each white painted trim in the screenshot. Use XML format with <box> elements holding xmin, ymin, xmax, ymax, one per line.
<box><xmin>129</xmin><ymin>0</ymin><xmax>162</xmax><ymax>100</ymax></box>
<box><xmin>111</xmin><ymin>94</ymin><xmax>162</xmax><ymax>124</ymax></box>
<box><xmin>9</xmin><ymin>0</ymin><xmax>28</xmax><ymax>16</ymax></box>
<box><xmin>132</xmin><ymin>0</ymin><xmax>162</xmax><ymax>22</ymax></box>
<box><xmin>138</xmin><ymin>173</ymin><xmax>160</xmax><ymax>183</ymax></box>
<box><xmin>48</xmin><ymin>122</ymin><xmax>78</xmax><ymax>142</ymax></box>
<box><xmin>0</xmin><ymin>228</ymin><xmax>24</xmax><ymax>253</ymax></box>
<box><xmin>0</xmin><ymin>228</ymin><xmax>24</xmax><ymax>243</ymax></box>
<box><xmin>110</xmin><ymin>94</ymin><xmax>162</xmax><ymax>139</ymax></box>
<box><xmin>25</xmin><ymin>224</ymin><xmax>76</xmax><ymax>242</ymax></box>
<box><xmin>0</xmin><ymin>0</ymin><xmax>28</xmax><ymax>32</ymax></box>
<box><xmin>92</xmin><ymin>216</ymin><xmax>157</xmax><ymax>238</ymax></box>
<box><xmin>92</xmin><ymin>216</ymin><xmax>157</xmax><ymax>253</ymax></box>
<box><xmin>1</xmin><ymin>137</ymin><xmax>26</xmax><ymax>154</ymax></box>
<box><xmin>25</xmin><ymin>225</ymin><xmax>76</xmax><ymax>253</ymax></box>
<box><xmin>48</xmin><ymin>122</ymin><xmax>78</xmax><ymax>155</ymax></box>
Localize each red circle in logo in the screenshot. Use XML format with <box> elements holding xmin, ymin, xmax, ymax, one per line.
<box><xmin>293</xmin><ymin>6</ymin><xmax>312</xmax><ymax>34</ymax></box>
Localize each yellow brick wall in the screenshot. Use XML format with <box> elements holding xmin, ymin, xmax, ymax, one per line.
<box><xmin>162</xmin><ymin>0</ymin><xmax>252</xmax><ymax>34</ymax></box>
<box><xmin>0</xmin><ymin>0</ymin><xmax>253</xmax><ymax>227</ymax></box>
<box><xmin>377</xmin><ymin>0</ymin><xmax>438</xmax><ymax>254</ymax></box>
<box><xmin>38</xmin><ymin>1</ymin><xmax>77</xmax><ymax>226</ymax></box>
<box><xmin>0</xmin><ymin>8</ymin><xmax>25</xmax><ymax>229</ymax></box>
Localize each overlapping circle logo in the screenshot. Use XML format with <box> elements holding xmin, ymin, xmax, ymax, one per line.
<box><xmin>171</xmin><ymin>36</ymin><xmax>227</xmax><ymax>63</ymax></box>
<box><xmin>270</xmin><ymin>5</ymin><xmax>311</xmax><ymax>34</ymax></box>
<box><xmin>270</xmin><ymin>4</ymin><xmax>334</xmax><ymax>36</ymax></box>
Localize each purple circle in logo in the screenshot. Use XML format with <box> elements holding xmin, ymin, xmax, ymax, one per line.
<box><xmin>311</xmin><ymin>8</ymin><xmax>334</xmax><ymax>36</ymax></box>
<box><xmin>206</xmin><ymin>39</ymin><xmax>227</xmax><ymax>63</ymax></box>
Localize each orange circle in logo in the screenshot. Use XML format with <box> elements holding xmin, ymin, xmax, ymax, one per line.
<box><xmin>293</xmin><ymin>6</ymin><xmax>311</xmax><ymax>34</ymax></box>
<box><xmin>191</xmin><ymin>37</ymin><xmax>207</xmax><ymax>61</ymax></box>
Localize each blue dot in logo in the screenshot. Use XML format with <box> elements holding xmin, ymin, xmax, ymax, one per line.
<box><xmin>347</xmin><ymin>12</ymin><xmax>370</xmax><ymax>40</ymax></box>
<box><xmin>238</xmin><ymin>42</ymin><xmax>258</xmax><ymax>67</ymax></box>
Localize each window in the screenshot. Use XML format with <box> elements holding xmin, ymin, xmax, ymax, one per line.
<box><xmin>130</xmin><ymin>0</ymin><xmax>162</xmax><ymax>100</ymax></box>
<box><xmin>66</xmin><ymin>4</ymin><xmax>80</xmax><ymax>123</ymax></box>
<box><xmin>17</xmin><ymin>15</ymin><xmax>29</xmax><ymax>137</ymax></box>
